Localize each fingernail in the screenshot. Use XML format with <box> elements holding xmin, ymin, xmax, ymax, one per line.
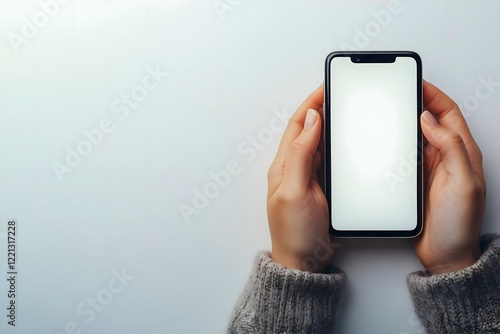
<box><xmin>422</xmin><ymin>110</ymin><xmax>438</xmax><ymax>126</ymax></box>
<box><xmin>304</xmin><ymin>109</ymin><xmax>317</xmax><ymax>129</ymax></box>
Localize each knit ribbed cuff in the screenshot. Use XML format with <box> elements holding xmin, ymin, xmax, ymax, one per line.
<box><xmin>408</xmin><ymin>234</ymin><xmax>500</xmax><ymax>333</ymax></box>
<box><xmin>228</xmin><ymin>251</ymin><xmax>346</xmax><ymax>334</ymax></box>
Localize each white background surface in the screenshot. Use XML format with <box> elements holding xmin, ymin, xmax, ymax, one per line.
<box><xmin>0</xmin><ymin>1</ymin><xmax>499</xmax><ymax>333</ymax></box>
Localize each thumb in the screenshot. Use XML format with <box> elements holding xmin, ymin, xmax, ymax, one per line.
<box><xmin>282</xmin><ymin>109</ymin><xmax>322</xmax><ymax>191</ymax></box>
<box><xmin>421</xmin><ymin>110</ymin><xmax>473</xmax><ymax>179</ymax></box>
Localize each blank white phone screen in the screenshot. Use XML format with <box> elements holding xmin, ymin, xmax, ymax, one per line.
<box><xmin>330</xmin><ymin>56</ymin><xmax>417</xmax><ymax>231</ymax></box>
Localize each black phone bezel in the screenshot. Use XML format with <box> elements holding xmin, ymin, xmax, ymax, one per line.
<box><xmin>324</xmin><ymin>51</ymin><xmax>423</xmax><ymax>238</ymax></box>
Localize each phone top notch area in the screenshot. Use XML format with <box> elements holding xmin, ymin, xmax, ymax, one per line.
<box><xmin>351</xmin><ymin>55</ymin><xmax>396</xmax><ymax>63</ymax></box>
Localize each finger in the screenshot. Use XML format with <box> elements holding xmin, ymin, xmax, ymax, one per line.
<box><xmin>281</xmin><ymin>109</ymin><xmax>322</xmax><ymax>193</ymax></box>
<box><xmin>274</xmin><ymin>84</ymin><xmax>323</xmax><ymax>163</ymax></box>
<box><xmin>422</xmin><ymin>141</ymin><xmax>439</xmax><ymax>198</ymax></box>
<box><xmin>423</xmin><ymin>81</ymin><xmax>483</xmax><ymax>176</ymax></box>
<box><xmin>316</xmin><ymin>104</ymin><xmax>325</xmax><ymax>188</ymax></box>
<box><xmin>268</xmin><ymin>84</ymin><xmax>323</xmax><ymax>193</ymax></box>
<box><xmin>421</xmin><ymin>110</ymin><xmax>474</xmax><ymax>181</ymax></box>
<box><xmin>311</xmin><ymin>150</ymin><xmax>321</xmax><ymax>183</ymax></box>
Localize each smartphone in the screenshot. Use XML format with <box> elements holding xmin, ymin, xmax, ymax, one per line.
<box><xmin>324</xmin><ymin>51</ymin><xmax>423</xmax><ymax>237</ymax></box>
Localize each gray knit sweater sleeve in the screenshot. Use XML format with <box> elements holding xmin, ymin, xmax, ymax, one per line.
<box><xmin>227</xmin><ymin>251</ymin><xmax>346</xmax><ymax>334</ymax></box>
<box><xmin>408</xmin><ymin>234</ymin><xmax>500</xmax><ymax>333</ymax></box>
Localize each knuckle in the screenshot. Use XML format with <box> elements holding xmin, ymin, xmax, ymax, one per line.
<box><xmin>447</xmin><ymin>132</ymin><xmax>465</xmax><ymax>145</ymax></box>
<box><xmin>476</xmin><ymin>147</ymin><xmax>484</xmax><ymax>163</ymax></box>
<box><xmin>440</xmin><ymin>131</ymin><xmax>466</xmax><ymax>150</ymax></box>
<box><xmin>289</xmin><ymin>114</ymin><xmax>304</xmax><ymax>128</ymax></box>
<box><xmin>452</xmin><ymin>101</ymin><xmax>462</xmax><ymax>113</ymax></box>
<box><xmin>267</xmin><ymin>157</ymin><xmax>285</xmax><ymax>181</ymax></box>
<box><xmin>266</xmin><ymin>168</ymin><xmax>273</xmax><ymax>183</ymax></box>
<box><xmin>273</xmin><ymin>187</ymin><xmax>304</xmax><ymax>206</ymax></box>
<box><xmin>288</xmin><ymin>140</ymin><xmax>306</xmax><ymax>157</ymax></box>
<box><xmin>462</xmin><ymin>179</ymin><xmax>484</xmax><ymax>199</ymax></box>
<box><xmin>267</xmin><ymin>164</ymin><xmax>275</xmax><ymax>181</ymax></box>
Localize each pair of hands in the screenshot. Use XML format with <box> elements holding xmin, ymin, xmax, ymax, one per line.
<box><xmin>267</xmin><ymin>81</ymin><xmax>486</xmax><ymax>275</ymax></box>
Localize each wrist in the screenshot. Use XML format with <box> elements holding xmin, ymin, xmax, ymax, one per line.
<box><xmin>271</xmin><ymin>249</ymin><xmax>330</xmax><ymax>273</ymax></box>
<box><xmin>426</xmin><ymin>248</ymin><xmax>480</xmax><ymax>275</ymax></box>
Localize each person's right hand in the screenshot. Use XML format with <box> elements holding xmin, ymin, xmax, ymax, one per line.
<box><xmin>415</xmin><ymin>81</ymin><xmax>486</xmax><ymax>275</ymax></box>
